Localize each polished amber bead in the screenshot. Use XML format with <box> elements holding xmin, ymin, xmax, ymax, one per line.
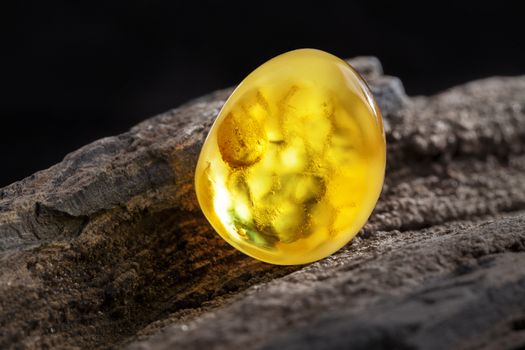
<box><xmin>195</xmin><ymin>49</ymin><xmax>386</xmax><ymax>265</ymax></box>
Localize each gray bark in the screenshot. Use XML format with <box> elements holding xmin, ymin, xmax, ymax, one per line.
<box><xmin>0</xmin><ymin>57</ymin><xmax>524</xmax><ymax>350</ymax></box>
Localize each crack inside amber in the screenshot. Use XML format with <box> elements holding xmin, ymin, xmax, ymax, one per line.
<box><xmin>195</xmin><ymin>49</ymin><xmax>386</xmax><ymax>265</ymax></box>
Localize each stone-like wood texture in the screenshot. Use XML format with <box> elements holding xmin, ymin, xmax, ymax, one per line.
<box><xmin>0</xmin><ymin>58</ymin><xmax>524</xmax><ymax>349</ymax></box>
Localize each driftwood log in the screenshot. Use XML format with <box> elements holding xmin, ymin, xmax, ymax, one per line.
<box><xmin>0</xmin><ymin>57</ymin><xmax>524</xmax><ymax>350</ymax></box>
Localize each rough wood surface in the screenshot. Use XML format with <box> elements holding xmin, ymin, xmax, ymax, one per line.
<box><xmin>0</xmin><ymin>58</ymin><xmax>524</xmax><ymax>350</ymax></box>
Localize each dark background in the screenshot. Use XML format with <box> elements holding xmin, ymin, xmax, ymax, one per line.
<box><xmin>2</xmin><ymin>1</ymin><xmax>524</xmax><ymax>187</ymax></box>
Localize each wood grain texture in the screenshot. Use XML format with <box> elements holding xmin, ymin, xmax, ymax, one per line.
<box><xmin>0</xmin><ymin>58</ymin><xmax>524</xmax><ymax>349</ymax></box>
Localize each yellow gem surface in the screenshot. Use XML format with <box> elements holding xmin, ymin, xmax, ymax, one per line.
<box><xmin>195</xmin><ymin>49</ymin><xmax>386</xmax><ymax>265</ymax></box>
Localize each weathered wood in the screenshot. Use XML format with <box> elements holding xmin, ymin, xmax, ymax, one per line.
<box><xmin>129</xmin><ymin>214</ymin><xmax>525</xmax><ymax>350</ymax></box>
<box><xmin>0</xmin><ymin>58</ymin><xmax>524</xmax><ymax>349</ymax></box>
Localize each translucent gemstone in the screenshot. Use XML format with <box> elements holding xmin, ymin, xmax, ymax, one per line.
<box><xmin>195</xmin><ymin>49</ymin><xmax>386</xmax><ymax>265</ymax></box>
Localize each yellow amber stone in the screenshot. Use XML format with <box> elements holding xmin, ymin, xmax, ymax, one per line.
<box><xmin>195</xmin><ymin>49</ymin><xmax>386</xmax><ymax>265</ymax></box>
